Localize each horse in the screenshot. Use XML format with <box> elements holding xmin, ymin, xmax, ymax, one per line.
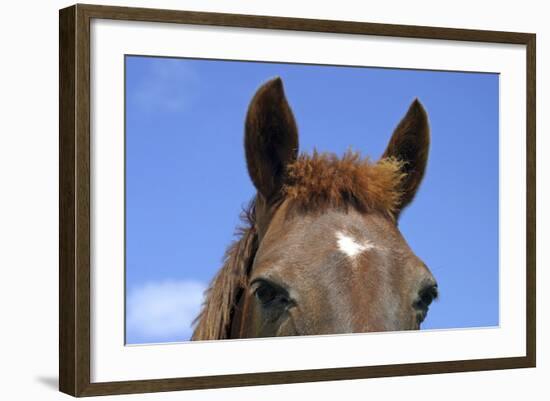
<box><xmin>192</xmin><ymin>77</ymin><xmax>437</xmax><ymax>340</ymax></box>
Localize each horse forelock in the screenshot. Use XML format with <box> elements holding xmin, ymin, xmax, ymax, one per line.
<box><xmin>284</xmin><ymin>150</ymin><xmax>406</xmax><ymax>220</ymax></box>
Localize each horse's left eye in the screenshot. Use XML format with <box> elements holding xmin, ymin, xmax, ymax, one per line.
<box><xmin>415</xmin><ymin>284</ymin><xmax>438</xmax><ymax>311</ymax></box>
<box><xmin>414</xmin><ymin>284</ymin><xmax>437</xmax><ymax>326</ymax></box>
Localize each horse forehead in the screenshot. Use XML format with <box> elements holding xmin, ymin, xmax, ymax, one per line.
<box><xmin>335</xmin><ymin>231</ymin><xmax>376</xmax><ymax>258</ymax></box>
<box><xmin>285</xmin><ymin>209</ymin><xmax>389</xmax><ymax>246</ymax></box>
<box><xmin>260</xmin><ymin>207</ymin><xmax>397</xmax><ymax>263</ymax></box>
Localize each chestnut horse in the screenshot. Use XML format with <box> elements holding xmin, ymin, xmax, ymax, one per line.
<box><xmin>192</xmin><ymin>78</ymin><xmax>437</xmax><ymax>340</ymax></box>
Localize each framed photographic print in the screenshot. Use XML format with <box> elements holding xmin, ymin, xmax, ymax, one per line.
<box><xmin>59</xmin><ymin>4</ymin><xmax>536</xmax><ymax>397</ymax></box>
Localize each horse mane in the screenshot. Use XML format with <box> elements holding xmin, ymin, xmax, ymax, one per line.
<box><xmin>284</xmin><ymin>150</ymin><xmax>405</xmax><ymax>220</ymax></box>
<box><xmin>191</xmin><ymin>201</ymin><xmax>258</xmax><ymax>340</ymax></box>
<box><xmin>191</xmin><ymin>150</ymin><xmax>405</xmax><ymax>340</ymax></box>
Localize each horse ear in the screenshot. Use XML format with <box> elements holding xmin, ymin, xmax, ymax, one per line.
<box><xmin>245</xmin><ymin>78</ymin><xmax>299</xmax><ymax>202</ymax></box>
<box><xmin>382</xmin><ymin>99</ymin><xmax>430</xmax><ymax>216</ymax></box>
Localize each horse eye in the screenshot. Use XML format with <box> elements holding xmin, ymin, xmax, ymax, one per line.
<box><xmin>255</xmin><ymin>283</ymin><xmax>278</xmax><ymax>305</ymax></box>
<box><xmin>415</xmin><ymin>284</ymin><xmax>438</xmax><ymax>310</ymax></box>
<box><xmin>252</xmin><ymin>280</ymin><xmax>289</xmax><ymax>307</ymax></box>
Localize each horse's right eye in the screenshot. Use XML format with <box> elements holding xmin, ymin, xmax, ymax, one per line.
<box><xmin>255</xmin><ymin>283</ymin><xmax>277</xmax><ymax>304</ymax></box>
<box><xmin>252</xmin><ymin>280</ymin><xmax>289</xmax><ymax>307</ymax></box>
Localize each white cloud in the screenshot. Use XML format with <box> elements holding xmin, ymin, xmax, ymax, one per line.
<box><xmin>126</xmin><ymin>279</ymin><xmax>207</xmax><ymax>343</ymax></box>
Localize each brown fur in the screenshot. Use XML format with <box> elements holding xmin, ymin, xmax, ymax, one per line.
<box><xmin>193</xmin><ymin>152</ymin><xmax>404</xmax><ymax>339</ymax></box>
<box><xmin>192</xmin><ymin>78</ymin><xmax>432</xmax><ymax>341</ymax></box>
<box><xmin>284</xmin><ymin>150</ymin><xmax>405</xmax><ymax>220</ymax></box>
<box><xmin>245</xmin><ymin>77</ymin><xmax>299</xmax><ymax>201</ymax></box>
<box><xmin>382</xmin><ymin>99</ymin><xmax>430</xmax><ymax>215</ymax></box>
<box><xmin>191</xmin><ymin>204</ymin><xmax>257</xmax><ymax>340</ymax></box>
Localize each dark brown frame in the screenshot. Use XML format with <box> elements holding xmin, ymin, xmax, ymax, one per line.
<box><xmin>59</xmin><ymin>3</ymin><xmax>536</xmax><ymax>397</ymax></box>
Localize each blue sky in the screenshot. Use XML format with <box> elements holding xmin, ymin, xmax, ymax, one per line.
<box><xmin>125</xmin><ymin>56</ymin><xmax>499</xmax><ymax>344</ymax></box>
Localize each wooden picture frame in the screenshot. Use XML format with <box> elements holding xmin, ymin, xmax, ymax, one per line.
<box><xmin>59</xmin><ymin>3</ymin><xmax>536</xmax><ymax>397</ymax></box>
